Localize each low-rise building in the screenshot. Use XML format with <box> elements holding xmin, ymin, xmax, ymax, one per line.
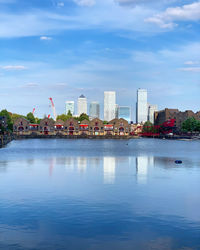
<box><xmin>13</xmin><ymin>117</ymin><xmax>30</xmax><ymax>134</ymax></box>
<box><xmin>39</xmin><ymin>118</ymin><xmax>55</xmax><ymax>135</ymax></box>
<box><xmin>64</xmin><ymin>118</ymin><xmax>79</xmax><ymax>135</ymax></box>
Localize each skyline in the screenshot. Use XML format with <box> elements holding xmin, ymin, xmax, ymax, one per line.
<box><xmin>0</xmin><ymin>0</ymin><xmax>200</xmax><ymax>117</ymax></box>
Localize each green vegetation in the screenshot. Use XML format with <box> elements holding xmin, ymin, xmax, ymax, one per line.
<box><xmin>77</xmin><ymin>113</ymin><xmax>89</xmax><ymax>122</ymax></box>
<box><xmin>57</xmin><ymin>112</ymin><xmax>89</xmax><ymax>122</ymax></box>
<box><xmin>0</xmin><ymin>109</ymin><xmax>13</xmax><ymax>132</ymax></box>
<box><xmin>142</xmin><ymin>121</ymin><xmax>159</xmax><ymax>134</ymax></box>
<box><xmin>181</xmin><ymin>117</ymin><xmax>200</xmax><ymax>132</ymax></box>
<box><xmin>26</xmin><ymin>112</ymin><xmax>36</xmax><ymax>124</ymax></box>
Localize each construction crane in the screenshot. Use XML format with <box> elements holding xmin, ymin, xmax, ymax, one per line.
<box><xmin>49</xmin><ymin>97</ymin><xmax>57</xmax><ymax>121</ymax></box>
<box><xmin>32</xmin><ymin>108</ymin><xmax>36</xmax><ymax>116</ymax></box>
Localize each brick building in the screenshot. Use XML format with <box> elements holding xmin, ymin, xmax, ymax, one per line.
<box><xmin>155</xmin><ymin>109</ymin><xmax>200</xmax><ymax>130</ymax></box>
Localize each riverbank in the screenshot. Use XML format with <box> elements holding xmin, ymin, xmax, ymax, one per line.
<box><xmin>0</xmin><ymin>134</ymin><xmax>13</xmax><ymax>147</ymax></box>
<box><xmin>14</xmin><ymin>134</ymin><xmax>139</xmax><ymax>140</ymax></box>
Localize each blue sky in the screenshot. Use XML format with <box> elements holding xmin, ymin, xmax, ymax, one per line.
<box><xmin>0</xmin><ymin>0</ymin><xmax>200</xmax><ymax>119</ymax></box>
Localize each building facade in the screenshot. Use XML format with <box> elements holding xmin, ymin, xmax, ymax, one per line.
<box><xmin>136</xmin><ymin>89</ymin><xmax>148</xmax><ymax>124</ymax></box>
<box><xmin>104</xmin><ymin>91</ymin><xmax>116</xmax><ymax>121</ymax></box>
<box><xmin>65</xmin><ymin>101</ymin><xmax>75</xmax><ymax>115</ymax></box>
<box><xmin>148</xmin><ymin>104</ymin><xmax>158</xmax><ymax>124</ymax></box>
<box><xmin>154</xmin><ymin>108</ymin><xmax>200</xmax><ymax>130</ymax></box>
<box><xmin>118</xmin><ymin>106</ymin><xmax>131</xmax><ymax>123</ymax></box>
<box><xmin>89</xmin><ymin>102</ymin><xmax>100</xmax><ymax>119</ymax></box>
<box><xmin>77</xmin><ymin>95</ymin><xmax>87</xmax><ymax>116</ymax></box>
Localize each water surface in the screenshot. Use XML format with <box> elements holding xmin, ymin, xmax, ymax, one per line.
<box><xmin>0</xmin><ymin>139</ymin><xmax>199</xmax><ymax>250</ymax></box>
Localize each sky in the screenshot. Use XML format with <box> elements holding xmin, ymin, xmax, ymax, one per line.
<box><xmin>0</xmin><ymin>0</ymin><xmax>200</xmax><ymax>120</ymax></box>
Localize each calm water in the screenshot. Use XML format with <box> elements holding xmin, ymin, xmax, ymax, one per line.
<box><xmin>0</xmin><ymin>139</ymin><xmax>200</xmax><ymax>250</ymax></box>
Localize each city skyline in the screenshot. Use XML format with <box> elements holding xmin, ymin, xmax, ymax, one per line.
<box><xmin>0</xmin><ymin>0</ymin><xmax>200</xmax><ymax>117</ymax></box>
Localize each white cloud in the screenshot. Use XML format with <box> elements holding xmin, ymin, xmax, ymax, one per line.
<box><xmin>73</xmin><ymin>0</ymin><xmax>95</xmax><ymax>7</ymax></box>
<box><xmin>145</xmin><ymin>1</ymin><xmax>200</xmax><ymax>28</ymax></box>
<box><xmin>40</xmin><ymin>36</ymin><xmax>52</xmax><ymax>40</ymax></box>
<box><xmin>57</xmin><ymin>2</ymin><xmax>65</xmax><ymax>7</ymax></box>
<box><xmin>1</xmin><ymin>65</ymin><xmax>26</xmax><ymax>70</ymax></box>
<box><xmin>179</xmin><ymin>67</ymin><xmax>200</xmax><ymax>72</ymax></box>
<box><xmin>21</xmin><ymin>83</ymin><xmax>39</xmax><ymax>88</ymax></box>
<box><xmin>184</xmin><ymin>61</ymin><xmax>199</xmax><ymax>65</ymax></box>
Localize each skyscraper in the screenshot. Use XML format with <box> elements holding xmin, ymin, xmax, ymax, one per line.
<box><xmin>119</xmin><ymin>106</ymin><xmax>131</xmax><ymax>123</ymax></box>
<box><xmin>136</xmin><ymin>89</ymin><xmax>148</xmax><ymax>124</ymax></box>
<box><xmin>78</xmin><ymin>95</ymin><xmax>87</xmax><ymax>116</ymax></box>
<box><xmin>148</xmin><ymin>104</ymin><xmax>158</xmax><ymax>124</ymax></box>
<box><xmin>65</xmin><ymin>101</ymin><xmax>75</xmax><ymax>115</ymax></box>
<box><xmin>104</xmin><ymin>91</ymin><xmax>116</xmax><ymax>121</ymax></box>
<box><xmin>89</xmin><ymin>102</ymin><xmax>100</xmax><ymax>119</ymax></box>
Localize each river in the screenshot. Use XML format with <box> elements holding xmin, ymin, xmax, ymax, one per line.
<box><xmin>0</xmin><ymin>138</ymin><xmax>199</xmax><ymax>250</ymax></box>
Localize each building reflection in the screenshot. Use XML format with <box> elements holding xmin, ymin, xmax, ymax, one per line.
<box><xmin>77</xmin><ymin>157</ymin><xmax>87</xmax><ymax>173</ymax></box>
<box><xmin>103</xmin><ymin>157</ymin><xmax>116</xmax><ymax>184</ymax></box>
<box><xmin>136</xmin><ymin>156</ymin><xmax>154</xmax><ymax>184</ymax></box>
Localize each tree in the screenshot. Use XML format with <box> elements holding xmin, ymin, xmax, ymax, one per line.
<box><xmin>142</xmin><ymin>121</ymin><xmax>154</xmax><ymax>133</ymax></box>
<box><xmin>78</xmin><ymin>113</ymin><xmax>89</xmax><ymax>122</ymax></box>
<box><xmin>181</xmin><ymin>117</ymin><xmax>198</xmax><ymax>132</ymax></box>
<box><xmin>0</xmin><ymin>109</ymin><xmax>13</xmax><ymax>132</ymax></box>
<box><xmin>67</xmin><ymin>110</ymin><xmax>72</xmax><ymax>117</ymax></box>
<box><xmin>26</xmin><ymin>112</ymin><xmax>36</xmax><ymax>124</ymax></box>
<box><xmin>56</xmin><ymin>114</ymin><xmax>71</xmax><ymax>122</ymax></box>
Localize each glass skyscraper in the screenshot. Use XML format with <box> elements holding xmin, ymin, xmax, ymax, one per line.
<box><xmin>78</xmin><ymin>95</ymin><xmax>87</xmax><ymax>116</ymax></box>
<box><xmin>118</xmin><ymin>106</ymin><xmax>131</xmax><ymax>123</ymax></box>
<box><xmin>89</xmin><ymin>102</ymin><xmax>100</xmax><ymax>119</ymax></box>
<box><xmin>104</xmin><ymin>91</ymin><xmax>116</xmax><ymax>121</ymax></box>
<box><xmin>136</xmin><ymin>89</ymin><xmax>148</xmax><ymax>124</ymax></box>
<box><xmin>65</xmin><ymin>101</ymin><xmax>75</xmax><ymax>115</ymax></box>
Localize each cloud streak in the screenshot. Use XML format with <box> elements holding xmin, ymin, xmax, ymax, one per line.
<box><xmin>145</xmin><ymin>1</ymin><xmax>200</xmax><ymax>28</ymax></box>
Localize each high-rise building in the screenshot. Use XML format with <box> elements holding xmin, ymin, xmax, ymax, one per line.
<box><xmin>136</xmin><ymin>89</ymin><xmax>148</xmax><ymax>124</ymax></box>
<box><xmin>78</xmin><ymin>95</ymin><xmax>87</xmax><ymax>116</ymax></box>
<box><xmin>89</xmin><ymin>102</ymin><xmax>100</xmax><ymax>119</ymax></box>
<box><xmin>119</xmin><ymin>106</ymin><xmax>131</xmax><ymax>123</ymax></box>
<box><xmin>148</xmin><ymin>104</ymin><xmax>158</xmax><ymax>124</ymax></box>
<box><xmin>65</xmin><ymin>101</ymin><xmax>75</xmax><ymax>115</ymax></box>
<box><xmin>115</xmin><ymin>104</ymin><xmax>119</xmax><ymax>119</ymax></box>
<box><xmin>104</xmin><ymin>91</ymin><xmax>116</xmax><ymax>121</ymax></box>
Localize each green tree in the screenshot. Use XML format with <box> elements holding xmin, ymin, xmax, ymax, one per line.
<box><xmin>181</xmin><ymin>117</ymin><xmax>198</xmax><ymax>132</ymax></box>
<box><xmin>78</xmin><ymin>113</ymin><xmax>89</xmax><ymax>122</ymax></box>
<box><xmin>56</xmin><ymin>114</ymin><xmax>71</xmax><ymax>122</ymax></box>
<box><xmin>67</xmin><ymin>110</ymin><xmax>72</xmax><ymax>117</ymax></box>
<box><xmin>142</xmin><ymin>121</ymin><xmax>154</xmax><ymax>133</ymax></box>
<box><xmin>0</xmin><ymin>109</ymin><xmax>13</xmax><ymax>132</ymax></box>
<box><xmin>26</xmin><ymin>112</ymin><xmax>36</xmax><ymax>124</ymax></box>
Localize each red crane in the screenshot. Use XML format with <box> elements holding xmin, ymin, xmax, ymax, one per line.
<box><xmin>49</xmin><ymin>97</ymin><xmax>57</xmax><ymax>121</ymax></box>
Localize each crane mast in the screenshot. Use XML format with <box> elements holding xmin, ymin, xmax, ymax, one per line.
<box><xmin>49</xmin><ymin>97</ymin><xmax>57</xmax><ymax>121</ymax></box>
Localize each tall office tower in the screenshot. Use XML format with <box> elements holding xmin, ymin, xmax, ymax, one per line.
<box><xmin>89</xmin><ymin>102</ymin><xmax>100</xmax><ymax>119</ymax></box>
<box><xmin>119</xmin><ymin>106</ymin><xmax>131</xmax><ymax>123</ymax></box>
<box><xmin>136</xmin><ymin>89</ymin><xmax>148</xmax><ymax>124</ymax></box>
<box><xmin>104</xmin><ymin>91</ymin><xmax>116</xmax><ymax>121</ymax></box>
<box><xmin>115</xmin><ymin>104</ymin><xmax>119</xmax><ymax>119</ymax></box>
<box><xmin>78</xmin><ymin>95</ymin><xmax>87</xmax><ymax>116</ymax></box>
<box><xmin>65</xmin><ymin>101</ymin><xmax>75</xmax><ymax>115</ymax></box>
<box><xmin>148</xmin><ymin>104</ymin><xmax>158</xmax><ymax>124</ymax></box>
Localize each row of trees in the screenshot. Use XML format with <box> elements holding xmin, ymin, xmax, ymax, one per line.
<box><xmin>181</xmin><ymin>117</ymin><xmax>200</xmax><ymax>132</ymax></box>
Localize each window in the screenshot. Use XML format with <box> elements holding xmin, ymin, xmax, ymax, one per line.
<box><xmin>95</xmin><ymin>122</ymin><xmax>98</xmax><ymax>126</ymax></box>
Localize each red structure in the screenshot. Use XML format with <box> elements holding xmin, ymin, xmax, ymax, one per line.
<box><xmin>140</xmin><ymin>119</ymin><xmax>176</xmax><ymax>137</ymax></box>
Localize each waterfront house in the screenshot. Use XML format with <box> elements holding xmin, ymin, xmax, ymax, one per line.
<box><xmin>64</xmin><ymin>118</ymin><xmax>79</xmax><ymax>135</ymax></box>
<box><xmin>54</xmin><ymin>120</ymin><xmax>64</xmax><ymax>134</ymax></box>
<box><xmin>79</xmin><ymin>119</ymin><xmax>90</xmax><ymax>135</ymax></box>
<box><xmin>115</xmin><ymin>118</ymin><xmax>130</xmax><ymax>136</ymax></box>
<box><xmin>39</xmin><ymin>118</ymin><xmax>55</xmax><ymax>135</ymax></box>
<box><xmin>13</xmin><ymin>117</ymin><xmax>30</xmax><ymax>135</ymax></box>
<box><xmin>90</xmin><ymin>118</ymin><xmax>104</xmax><ymax>136</ymax></box>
